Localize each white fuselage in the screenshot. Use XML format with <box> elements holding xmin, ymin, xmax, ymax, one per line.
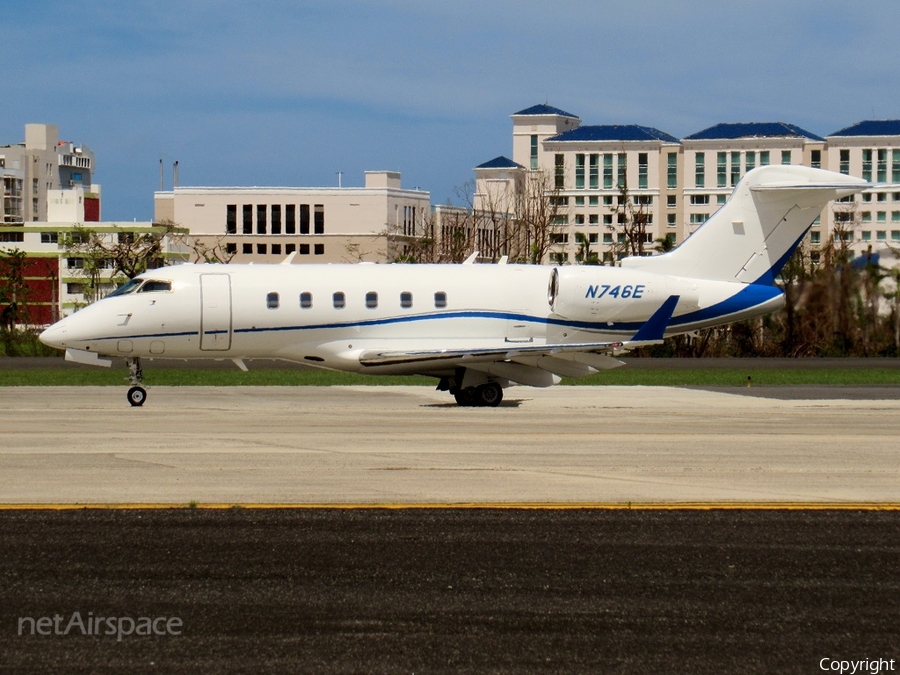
<box><xmin>39</xmin><ymin>262</ymin><xmax>783</xmax><ymax>377</ymax></box>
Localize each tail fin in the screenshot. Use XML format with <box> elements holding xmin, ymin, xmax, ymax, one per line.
<box><xmin>621</xmin><ymin>165</ymin><xmax>870</xmax><ymax>284</ymax></box>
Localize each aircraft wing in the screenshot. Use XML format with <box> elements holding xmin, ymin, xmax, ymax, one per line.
<box><xmin>359</xmin><ymin>294</ymin><xmax>676</xmax><ymax>386</ymax></box>
<box><xmin>357</xmin><ymin>337</ymin><xmax>660</xmax><ymax>387</ymax></box>
<box><xmin>358</xmin><ymin>338</ymin><xmax>652</xmax><ymax>368</ymax></box>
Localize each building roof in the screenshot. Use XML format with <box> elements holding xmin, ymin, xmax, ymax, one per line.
<box><xmin>512</xmin><ymin>104</ymin><xmax>579</xmax><ymax>119</ymax></box>
<box><xmin>828</xmin><ymin>120</ymin><xmax>900</xmax><ymax>137</ymax></box>
<box><xmin>684</xmin><ymin>122</ymin><xmax>824</xmax><ymax>142</ymax></box>
<box><xmin>474</xmin><ymin>156</ymin><xmax>524</xmax><ymax>170</ymax></box>
<box><xmin>547</xmin><ymin>125</ymin><xmax>680</xmax><ymax>144</ymax></box>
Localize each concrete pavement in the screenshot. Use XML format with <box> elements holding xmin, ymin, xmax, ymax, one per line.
<box><xmin>1</xmin><ymin>385</ymin><xmax>898</xmax><ymax>504</ymax></box>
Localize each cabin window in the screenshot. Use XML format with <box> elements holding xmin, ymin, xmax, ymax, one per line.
<box><xmin>138</xmin><ymin>280</ymin><xmax>172</xmax><ymax>293</ymax></box>
<box><xmin>365</xmin><ymin>292</ymin><xmax>378</xmax><ymax>309</ymax></box>
<box><xmin>300</xmin><ymin>292</ymin><xmax>312</xmax><ymax>309</ymax></box>
<box><xmin>434</xmin><ymin>291</ymin><xmax>447</xmax><ymax>309</ymax></box>
<box><xmin>400</xmin><ymin>291</ymin><xmax>412</xmax><ymax>308</ymax></box>
<box><xmin>333</xmin><ymin>292</ymin><xmax>345</xmax><ymax>309</ymax></box>
<box><xmin>266</xmin><ymin>292</ymin><xmax>279</xmax><ymax>309</ymax></box>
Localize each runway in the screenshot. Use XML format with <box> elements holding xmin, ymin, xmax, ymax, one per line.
<box><xmin>0</xmin><ymin>385</ymin><xmax>898</xmax><ymax>504</ymax></box>
<box><xmin>3</xmin><ymin>384</ymin><xmax>899</xmax><ymax>672</ymax></box>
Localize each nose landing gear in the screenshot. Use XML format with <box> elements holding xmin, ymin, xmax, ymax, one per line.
<box><xmin>126</xmin><ymin>357</ymin><xmax>147</xmax><ymax>407</ymax></box>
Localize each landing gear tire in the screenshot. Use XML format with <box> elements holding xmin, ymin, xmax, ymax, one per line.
<box><xmin>476</xmin><ymin>382</ymin><xmax>503</xmax><ymax>407</ymax></box>
<box><xmin>127</xmin><ymin>386</ymin><xmax>147</xmax><ymax>407</ymax></box>
<box><xmin>454</xmin><ymin>387</ymin><xmax>478</xmax><ymax>407</ymax></box>
<box><xmin>453</xmin><ymin>383</ymin><xmax>503</xmax><ymax>407</ymax></box>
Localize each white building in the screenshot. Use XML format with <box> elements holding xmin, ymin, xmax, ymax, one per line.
<box><xmin>153</xmin><ymin>170</ymin><xmax>431</xmax><ymax>263</ymax></box>
<box><xmin>476</xmin><ymin>104</ymin><xmax>900</xmax><ymax>266</ymax></box>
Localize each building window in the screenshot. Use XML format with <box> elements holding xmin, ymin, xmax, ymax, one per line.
<box><xmin>271</xmin><ymin>204</ymin><xmax>282</xmax><ymax>235</ymax></box>
<box><xmin>242</xmin><ymin>243</ymin><xmax>252</xmax><ymax>254</ymax></box>
<box><xmin>256</xmin><ymin>204</ymin><xmax>267</xmax><ymax>234</ymax></box>
<box><xmin>285</xmin><ymin>204</ymin><xmax>296</xmax><ymax>234</ymax></box>
<box><xmin>226</xmin><ymin>243</ymin><xmax>237</xmax><ymax>254</ymax></box>
<box><xmin>893</xmin><ymin>151</ymin><xmax>900</xmax><ymax>183</ymax></box>
<box><xmin>746</xmin><ymin>151</ymin><xmax>756</xmax><ymax>172</ymax></box>
<box><xmin>272</xmin><ymin>244</ymin><xmax>282</xmax><ymax>255</ymax></box>
<box><xmin>617</xmin><ymin>153</ymin><xmax>626</xmax><ymax>188</ymax></box>
<box><xmin>695</xmin><ymin>152</ymin><xmax>705</xmax><ymax>188</ymax></box>
<box><xmin>314</xmin><ymin>243</ymin><xmax>324</xmax><ymax>255</ymax></box>
<box><xmin>67</xmin><ymin>283</ymin><xmax>83</xmax><ymax>295</ymax></box>
<box><xmin>781</xmin><ymin>150</ymin><xmax>792</xmax><ymax>165</ymax></box>
<box><xmin>285</xmin><ymin>243</ymin><xmax>296</xmax><ymax>254</ymax></box>
<box><xmin>333</xmin><ymin>292</ymin><xmax>345</xmax><ymax>309</ymax></box>
<box><xmin>811</xmin><ymin>150</ymin><xmax>821</xmax><ymax>168</ymax></box>
<box><xmin>603</xmin><ymin>154</ymin><xmax>613</xmax><ymax>189</ymax></box>
<box><xmin>40</xmin><ymin>232</ymin><xmax>58</xmax><ymax>244</ymax></box>
<box><xmin>314</xmin><ymin>205</ymin><xmax>325</xmax><ymax>234</ymax></box>
<box><xmin>242</xmin><ymin>205</ymin><xmax>252</xmax><ymax>234</ymax></box>
<box><xmin>690</xmin><ymin>195</ymin><xmax>710</xmax><ymax>205</ymax></box>
<box><xmin>667</xmin><ymin>213</ymin><xmax>677</xmax><ymax>228</ymax></box>
<box><xmin>730</xmin><ymin>151</ymin><xmax>741</xmax><ymax>186</ymax></box>
<box><xmin>810</xmin><ymin>231</ymin><xmax>821</xmax><ymax>244</ymax></box>
<box><xmin>589</xmin><ymin>154</ymin><xmax>599</xmax><ymax>190</ymax></box>
<box><xmin>300</xmin><ymin>292</ymin><xmax>312</xmax><ymax>309</ymax></box>
<box><xmin>862</xmin><ymin>149</ymin><xmax>873</xmax><ymax>181</ymax></box>
<box><xmin>878</xmin><ymin>149</ymin><xmax>888</xmax><ymax>183</ymax></box>
<box><xmin>400</xmin><ymin>291</ymin><xmax>412</xmax><ymax>308</ymax></box>
<box><xmin>717</xmin><ymin>152</ymin><xmax>727</xmax><ymax>188</ymax></box>
<box><xmin>266</xmin><ymin>292</ymin><xmax>279</xmax><ymax>309</ymax></box>
<box><xmin>257</xmin><ymin>243</ymin><xmax>267</xmax><ymax>254</ymax></box>
<box><xmin>300</xmin><ymin>244</ymin><xmax>310</xmax><ymax>255</ymax></box>
<box><xmin>300</xmin><ymin>204</ymin><xmax>310</xmax><ymax>234</ymax></box>
<box><xmin>638</xmin><ymin>153</ymin><xmax>648</xmax><ymax>189</ymax></box>
<box><xmin>226</xmin><ymin>205</ymin><xmax>237</xmax><ymax>234</ymax></box>
<box><xmin>434</xmin><ymin>291</ymin><xmax>447</xmax><ymax>308</ymax></box>
<box><xmin>554</xmin><ymin>154</ymin><xmax>565</xmax><ymax>189</ymax></box>
<box><xmin>530</xmin><ymin>135</ymin><xmax>538</xmax><ymax>170</ymax></box>
<box><xmin>575</xmin><ymin>154</ymin><xmax>585</xmax><ymax>189</ymax></box>
<box><xmin>840</xmin><ymin>149</ymin><xmax>850</xmax><ymax>175</ymax></box>
<box><xmin>667</xmin><ymin>152</ymin><xmax>677</xmax><ymax>189</ymax></box>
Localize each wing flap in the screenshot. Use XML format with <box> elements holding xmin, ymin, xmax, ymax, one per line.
<box><xmin>358</xmin><ymin>339</ymin><xmax>630</xmax><ymax>368</ymax></box>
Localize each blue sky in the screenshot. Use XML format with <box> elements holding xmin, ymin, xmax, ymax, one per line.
<box><xmin>3</xmin><ymin>0</ymin><xmax>898</xmax><ymax>221</ymax></box>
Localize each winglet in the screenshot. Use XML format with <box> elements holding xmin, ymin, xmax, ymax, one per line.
<box><xmin>630</xmin><ymin>295</ymin><xmax>680</xmax><ymax>342</ymax></box>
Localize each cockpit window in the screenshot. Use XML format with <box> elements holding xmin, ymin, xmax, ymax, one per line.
<box><xmin>137</xmin><ymin>280</ymin><xmax>173</xmax><ymax>293</ymax></box>
<box><xmin>106</xmin><ymin>278</ymin><xmax>144</xmax><ymax>297</ymax></box>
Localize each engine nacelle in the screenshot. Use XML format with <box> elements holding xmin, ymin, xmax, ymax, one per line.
<box><xmin>548</xmin><ymin>266</ymin><xmax>698</xmax><ymax>324</ymax></box>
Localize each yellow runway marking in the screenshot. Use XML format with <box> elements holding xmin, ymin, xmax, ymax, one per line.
<box><xmin>2</xmin><ymin>502</ymin><xmax>900</xmax><ymax>511</ymax></box>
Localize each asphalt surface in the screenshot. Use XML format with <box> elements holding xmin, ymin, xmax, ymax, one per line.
<box><xmin>2</xmin><ymin>508</ymin><xmax>898</xmax><ymax>674</ymax></box>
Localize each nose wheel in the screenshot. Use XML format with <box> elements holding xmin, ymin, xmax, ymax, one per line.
<box><xmin>127</xmin><ymin>385</ymin><xmax>147</xmax><ymax>407</ymax></box>
<box><xmin>126</xmin><ymin>357</ymin><xmax>147</xmax><ymax>407</ymax></box>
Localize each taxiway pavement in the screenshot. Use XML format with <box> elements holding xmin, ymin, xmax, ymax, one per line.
<box><xmin>1</xmin><ymin>385</ymin><xmax>898</xmax><ymax>504</ymax></box>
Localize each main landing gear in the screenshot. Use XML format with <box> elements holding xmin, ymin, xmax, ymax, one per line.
<box><xmin>126</xmin><ymin>357</ymin><xmax>147</xmax><ymax>407</ymax></box>
<box><xmin>453</xmin><ymin>382</ymin><xmax>504</xmax><ymax>407</ymax></box>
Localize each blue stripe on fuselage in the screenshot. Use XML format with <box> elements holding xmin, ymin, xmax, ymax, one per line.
<box><xmin>87</xmin><ymin>284</ymin><xmax>783</xmax><ymax>344</ymax></box>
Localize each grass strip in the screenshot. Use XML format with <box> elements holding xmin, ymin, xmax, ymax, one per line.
<box><xmin>1</xmin><ymin>367</ymin><xmax>899</xmax><ymax>387</ymax></box>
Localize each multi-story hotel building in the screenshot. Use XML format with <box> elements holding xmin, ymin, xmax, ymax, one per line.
<box><xmin>477</xmin><ymin>105</ymin><xmax>900</xmax><ymax>265</ymax></box>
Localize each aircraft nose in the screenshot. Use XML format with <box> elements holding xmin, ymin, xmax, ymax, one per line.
<box><xmin>39</xmin><ymin>321</ymin><xmax>69</xmax><ymax>350</ymax></box>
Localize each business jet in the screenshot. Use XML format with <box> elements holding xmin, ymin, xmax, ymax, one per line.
<box><xmin>39</xmin><ymin>165</ymin><xmax>868</xmax><ymax>407</ymax></box>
